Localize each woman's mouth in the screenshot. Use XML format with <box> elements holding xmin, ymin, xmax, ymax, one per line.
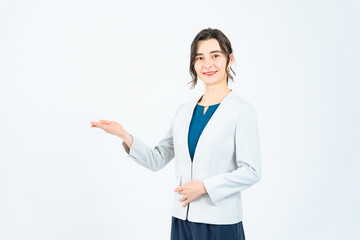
<box><xmin>203</xmin><ymin>71</ymin><xmax>217</xmax><ymax>76</ymax></box>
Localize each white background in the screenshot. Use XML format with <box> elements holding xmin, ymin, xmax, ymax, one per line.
<box><xmin>1</xmin><ymin>0</ymin><xmax>359</xmax><ymax>239</ymax></box>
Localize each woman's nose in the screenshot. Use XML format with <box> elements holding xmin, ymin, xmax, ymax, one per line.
<box><xmin>203</xmin><ymin>59</ymin><xmax>213</xmax><ymax>68</ymax></box>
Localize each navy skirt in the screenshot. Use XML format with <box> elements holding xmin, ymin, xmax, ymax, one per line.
<box><xmin>171</xmin><ymin>217</ymin><xmax>245</xmax><ymax>240</ymax></box>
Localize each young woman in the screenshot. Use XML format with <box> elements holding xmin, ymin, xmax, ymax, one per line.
<box><xmin>91</xmin><ymin>28</ymin><xmax>261</xmax><ymax>240</ymax></box>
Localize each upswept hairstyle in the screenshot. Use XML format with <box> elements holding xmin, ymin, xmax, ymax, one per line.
<box><xmin>188</xmin><ymin>28</ymin><xmax>236</xmax><ymax>89</ymax></box>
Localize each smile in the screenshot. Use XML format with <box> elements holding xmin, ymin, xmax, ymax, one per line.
<box><xmin>203</xmin><ymin>71</ymin><xmax>217</xmax><ymax>76</ymax></box>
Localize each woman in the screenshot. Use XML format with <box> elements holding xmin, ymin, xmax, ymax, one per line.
<box><xmin>91</xmin><ymin>28</ymin><xmax>261</xmax><ymax>240</ymax></box>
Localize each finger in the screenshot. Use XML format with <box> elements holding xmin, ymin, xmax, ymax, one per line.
<box><xmin>91</xmin><ymin>121</ymin><xmax>102</xmax><ymax>127</ymax></box>
<box><xmin>99</xmin><ymin>120</ymin><xmax>111</xmax><ymax>124</ymax></box>
<box><xmin>90</xmin><ymin>121</ymin><xmax>98</xmax><ymax>127</ymax></box>
<box><xmin>91</xmin><ymin>122</ymin><xmax>108</xmax><ymax>131</ymax></box>
<box><xmin>182</xmin><ymin>201</ymin><xmax>188</xmax><ymax>207</ymax></box>
<box><xmin>179</xmin><ymin>196</ymin><xmax>186</xmax><ymax>202</ymax></box>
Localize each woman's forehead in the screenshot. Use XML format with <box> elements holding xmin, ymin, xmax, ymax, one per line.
<box><xmin>197</xmin><ymin>39</ymin><xmax>221</xmax><ymax>54</ymax></box>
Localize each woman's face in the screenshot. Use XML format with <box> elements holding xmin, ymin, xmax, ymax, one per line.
<box><xmin>194</xmin><ymin>38</ymin><xmax>233</xmax><ymax>86</ymax></box>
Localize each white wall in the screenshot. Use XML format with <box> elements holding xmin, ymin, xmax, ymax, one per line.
<box><xmin>0</xmin><ymin>0</ymin><xmax>359</xmax><ymax>239</ymax></box>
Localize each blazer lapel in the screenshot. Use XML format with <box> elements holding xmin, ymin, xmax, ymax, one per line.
<box><xmin>184</xmin><ymin>90</ymin><xmax>235</xmax><ymax>164</ymax></box>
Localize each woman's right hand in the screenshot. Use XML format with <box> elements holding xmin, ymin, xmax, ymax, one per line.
<box><xmin>90</xmin><ymin>120</ymin><xmax>128</xmax><ymax>139</ymax></box>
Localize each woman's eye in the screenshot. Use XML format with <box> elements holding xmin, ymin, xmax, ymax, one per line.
<box><xmin>196</xmin><ymin>57</ymin><xmax>203</xmax><ymax>60</ymax></box>
<box><xmin>214</xmin><ymin>54</ymin><xmax>220</xmax><ymax>58</ymax></box>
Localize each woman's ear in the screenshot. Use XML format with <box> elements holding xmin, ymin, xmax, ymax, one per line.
<box><xmin>228</xmin><ymin>53</ymin><xmax>234</xmax><ymax>69</ymax></box>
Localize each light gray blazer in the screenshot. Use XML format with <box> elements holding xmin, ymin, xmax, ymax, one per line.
<box><xmin>122</xmin><ymin>90</ymin><xmax>261</xmax><ymax>225</ymax></box>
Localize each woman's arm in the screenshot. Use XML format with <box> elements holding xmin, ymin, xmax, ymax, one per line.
<box><xmin>91</xmin><ymin>105</ymin><xmax>181</xmax><ymax>172</ymax></box>
<box><xmin>121</xmin><ymin>120</ymin><xmax>176</xmax><ymax>172</ymax></box>
<box><xmin>202</xmin><ymin>103</ymin><xmax>262</xmax><ymax>205</ymax></box>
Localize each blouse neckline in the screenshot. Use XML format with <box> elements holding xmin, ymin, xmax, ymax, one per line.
<box><xmin>196</xmin><ymin>102</ymin><xmax>221</xmax><ymax>107</ymax></box>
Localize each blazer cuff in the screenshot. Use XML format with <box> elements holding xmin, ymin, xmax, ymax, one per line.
<box><xmin>122</xmin><ymin>134</ymin><xmax>143</xmax><ymax>160</ymax></box>
<box><xmin>202</xmin><ymin>176</ymin><xmax>224</xmax><ymax>205</ymax></box>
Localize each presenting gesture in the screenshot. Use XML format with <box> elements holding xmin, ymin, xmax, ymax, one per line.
<box><xmin>90</xmin><ymin>120</ymin><xmax>133</xmax><ymax>147</ymax></box>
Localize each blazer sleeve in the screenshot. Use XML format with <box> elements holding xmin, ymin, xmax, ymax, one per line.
<box><xmin>202</xmin><ymin>103</ymin><xmax>261</xmax><ymax>205</ymax></box>
<box><xmin>121</xmin><ymin>105</ymin><xmax>181</xmax><ymax>172</ymax></box>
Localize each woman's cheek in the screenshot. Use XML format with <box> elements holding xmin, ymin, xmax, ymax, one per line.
<box><xmin>194</xmin><ymin>63</ymin><xmax>202</xmax><ymax>74</ymax></box>
<box><xmin>215</xmin><ymin>61</ymin><xmax>225</xmax><ymax>70</ymax></box>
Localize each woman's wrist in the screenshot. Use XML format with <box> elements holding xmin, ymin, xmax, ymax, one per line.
<box><xmin>201</xmin><ymin>181</ymin><xmax>207</xmax><ymax>194</ymax></box>
<box><xmin>122</xmin><ymin>133</ymin><xmax>133</xmax><ymax>148</ymax></box>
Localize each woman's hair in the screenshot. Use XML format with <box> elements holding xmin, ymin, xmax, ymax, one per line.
<box><xmin>188</xmin><ymin>28</ymin><xmax>236</xmax><ymax>89</ymax></box>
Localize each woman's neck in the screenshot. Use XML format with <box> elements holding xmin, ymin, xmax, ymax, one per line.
<box><xmin>198</xmin><ymin>87</ymin><xmax>232</xmax><ymax>106</ymax></box>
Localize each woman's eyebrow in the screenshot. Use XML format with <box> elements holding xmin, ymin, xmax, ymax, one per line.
<box><xmin>195</xmin><ymin>50</ymin><xmax>223</xmax><ymax>56</ymax></box>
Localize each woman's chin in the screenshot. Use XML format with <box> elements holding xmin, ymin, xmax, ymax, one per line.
<box><xmin>199</xmin><ymin>78</ymin><xmax>223</xmax><ymax>86</ymax></box>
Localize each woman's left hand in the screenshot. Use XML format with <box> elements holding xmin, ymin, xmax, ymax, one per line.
<box><xmin>174</xmin><ymin>181</ymin><xmax>207</xmax><ymax>207</ymax></box>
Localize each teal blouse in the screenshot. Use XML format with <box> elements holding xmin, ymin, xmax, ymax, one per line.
<box><xmin>187</xmin><ymin>103</ymin><xmax>221</xmax><ymax>162</ymax></box>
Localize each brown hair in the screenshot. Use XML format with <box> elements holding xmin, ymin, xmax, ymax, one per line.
<box><xmin>188</xmin><ymin>28</ymin><xmax>236</xmax><ymax>89</ymax></box>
